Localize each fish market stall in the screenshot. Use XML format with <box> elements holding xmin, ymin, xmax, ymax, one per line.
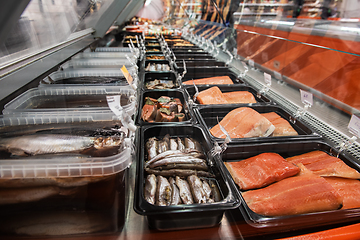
<box><xmin>1</xmin><ymin>0</ymin><xmax>360</xmax><ymax>239</ymax></box>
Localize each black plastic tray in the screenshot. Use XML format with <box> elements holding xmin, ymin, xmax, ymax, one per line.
<box><xmin>174</xmin><ymin>60</ymin><xmax>226</xmax><ymax>69</ymax></box>
<box><xmin>195</xmin><ymin>104</ymin><xmax>320</xmax><ymax>143</ymax></box>
<box><xmin>181</xmin><ymin>68</ymin><xmax>245</xmax><ymax>85</ymax></box>
<box><xmin>219</xmin><ymin>140</ymin><xmax>360</xmax><ymax>234</ymax></box>
<box><xmin>144</xmin><ymin>60</ymin><xmax>172</xmax><ymax>73</ymax></box>
<box><xmin>173</xmin><ymin>54</ymin><xmax>214</xmax><ymax>60</ymax></box>
<box><xmin>136</xmin><ymin>89</ymin><xmax>194</xmax><ymax>125</ymax></box>
<box><xmin>184</xmin><ymin>85</ymin><xmax>272</xmax><ymax>107</ymax></box>
<box><xmin>133</xmin><ymin>124</ymin><xmax>241</xmax><ymax>231</ymax></box>
<box><xmin>143</xmin><ymin>72</ymin><xmax>179</xmax><ymax>90</ymax></box>
<box><xmin>145</xmin><ymin>53</ymin><xmax>166</xmax><ymax>61</ymax></box>
<box><xmin>171</xmin><ymin>49</ymin><xmax>205</xmax><ymax>54</ymax></box>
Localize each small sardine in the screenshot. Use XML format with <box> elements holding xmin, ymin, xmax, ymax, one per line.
<box><xmin>184</xmin><ymin>137</ymin><xmax>195</xmax><ymax>150</ymax></box>
<box><xmin>157</xmin><ymin>138</ymin><xmax>169</xmax><ymax>154</ymax></box>
<box><xmin>175</xmin><ymin>176</ymin><xmax>193</xmax><ymax>204</ymax></box>
<box><xmin>145</xmin><ymin>168</ymin><xmax>215</xmax><ymax>178</ymax></box>
<box><xmin>144</xmin><ymin>174</ymin><xmax>157</xmax><ymax>205</ymax></box>
<box><xmin>145</xmin><ymin>137</ymin><xmax>158</xmax><ymax>160</ymax></box>
<box><xmin>188</xmin><ymin>175</ymin><xmax>207</xmax><ymax>204</ymax></box>
<box><xmin>153</xmin><ymin>163</ymin><xmax>208</xmax><ymax>171</ymax></box>
<box><xmin>145</xmin><ymin>149</ymin><xmax>203</xmax><ymax>167</ymax></box>
<box><xmin>156</xmin><ymin>176</ymin><xmax>172</xmax><ymax>206</ymax></box>
<box><xmin>202</xmin><ymin>179</ymin><xmax>215</xmax><ymax>203</ymax></box>
<box><xmin>177</xmin><ymin>137</ymin><xmax>186</xmax><ymax>151</ymax></box>
<box><xmin>148</xmin><ymin>156</ymin><xmax>206</xmax><ymax>168</ymax></box>
<box><xmin>209</xmin><ymin>179</ymin><xmax>222</xmax><ymax>202</ymax></box>
<box><xmin>169</xmin><ymin>138</ymin><xmax>178</xmax><ymax>150</ymax></box>
<box><xmin>169</xmin><ymin>177</ymin><xmax>182</xmax><ymax>205</ymax></box>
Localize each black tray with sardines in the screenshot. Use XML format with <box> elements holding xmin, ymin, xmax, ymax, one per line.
<box><xmin>133</xmin><ymin>124</ymin><xmax>241</xmax><ymax>231</ymax></box>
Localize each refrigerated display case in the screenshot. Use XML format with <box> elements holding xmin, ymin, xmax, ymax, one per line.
<box><xmin>1</xmin><ymin>0</ymin><xmax>360</xmax><ymax>239</ymax></box>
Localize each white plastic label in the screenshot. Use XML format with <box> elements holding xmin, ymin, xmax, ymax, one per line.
<box><xmin>300</xmin><ymin>89</ymin><xmax>313</xmax><ymax>105</ymax></box>
<box><xmin>348</xmin><ymin>114</ymin><xmax>360</xmax><ymax>137</ymax></box>
<box><xmin>264</xmin><ymin>72</ymin><xmax>272</xmax><ymax>86</ymax></box>
<box><xmin>248</xmin><ymin>59</ymin><xmax>254</xmax><ymax>67</ymax></box>
<box><xmin>106</xmin><ymin>95</ymin><xmax>122</xmax><ymax>115</ymax></box>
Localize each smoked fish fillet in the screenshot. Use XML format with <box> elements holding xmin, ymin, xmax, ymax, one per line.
<box><xmin>182</xmin><ymin>76</ymin><xmax>233</xmax><ymax>85</ymax></box>
<box><xmin>324</xmin><ymin>177</ymin><xmax>360</xmax><ymax>209</ymax></box>
<box><xmin>261</xmin><ymin>112</ymin><xmax>298</xmax><ymax>136</ymax></box>
<box><xmin>286</xmin><ymin>151</ymin><xmax>360</xmax><ymax>179</ymax></box>
<box><xmin>222</xmin><ymin>91</ymin><xmax>257</xmax><ymax>104</ymax></box>
<box><xmin>225</xmin><ymin>153</ymin><xmax>300</xmax><ymax>190</ymax></box>
<box><xmin>210</xmin><ymin>107</ymin><xmax>275</xmax><ymax>139</ymax></box>
<box><xmin>242</xmin><ymin>164</ymin><xmax>343</xmax><ymax>216</ymax></box>
<box><xmin>197</xmin><ymin>87</ymin><xmax>228</xmax><ymax>104</ymax></box>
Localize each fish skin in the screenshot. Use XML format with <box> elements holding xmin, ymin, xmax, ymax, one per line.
<box><xmin>148</xmin><ymin>156</ymin><xmax>207</xmax><ymax>168</ymax></box>
<box><xmin>177</xmin><ymin>137</ymin><xmax>186</xmax><ymax>151</ymax></box>
<box><xmin>209</xmin><ymin>180</ymin><xmax>222</xmax><ymax>202</ymax></box>
<box><xmin>157</xmin><ymin>138</ymin><xmax>169</xmax><ymax>154</ymax></box>
<box><xmin>153</xmin><ymin>163</ymin><xmax>209</xmax><ymax>171</ymax></box>
<box><xmin>145</xmin><ymin>168</ymin><xmax>215</xmax><ymax>178</ymax></box>
<box><xmin>145</xmin><ymin>149</ymin><xmax>203</xmax><ymax>167</ymax></box>
<box><xmin>202</xmin><ymin>179</ymin><xmax>215</xmax><ymax>203</ymax></box>
<box><xmin>169</xmin><ymin>138</ymin><xmax>178</xmax><ymax>150</ymax></box>
<box><xmin>144</xmin><ymin>174</ymin><xmax>157</xmax><ymax>205</ymax></box>
<box><xmin>155</xmin><ymin>175</ymin><xmax>172</xmax><ymax>206</ymax></box>
<box><xmin>184</xmin><ymin>137</ymin><xmax>196</xmax><ymax>149</ymax></box>
<box><xmin>169</xmin><ymin>177</ymin><xmax>182</xmax><ymax>205</ymax></box>
<box><xmin>188</xmin><ymin>175</ymin><xmax>207</xmax><ymax>204</ymax></box>
<box><xmin>175</xmin><ymin>176</ymin><xmax>193</xmax><ymax>204</ymax></box>
<box><xmin>0</xmin><ymin>134</ymin><xmax>95</xmax><ymax>156</ymax></box>
<box><xmin>146</xmin><ymin>137</ymin><xmax>158</xmax><ymax>160</ymax></box>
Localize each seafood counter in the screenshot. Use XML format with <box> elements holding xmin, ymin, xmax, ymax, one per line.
<box><xmin>1</xmin><ymin>32</ymin><xmax>360</xmax><ymax>240</ymax></box>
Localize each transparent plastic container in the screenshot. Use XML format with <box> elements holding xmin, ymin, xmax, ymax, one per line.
<box><xmin>3</xmin><ymin>85</ymin><xmax>137</xmax><ymax>119</ymax></box>
<box><xmin>0</xmin><ymin>118</ymin><xmax>134</xmax><ymax>236</ymax></box>
<box><xmin>72</xmin><ymin>52</ymin><xmax>133</xmax><ymax>59</ymax></box>
<box><xmin>60</xmin><ymin>58</ymin><xmax>134</xmax><ymax>70</ymax></box>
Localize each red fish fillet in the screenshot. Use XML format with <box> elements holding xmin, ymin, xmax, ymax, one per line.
<box><xmin>324</xmin><ymin>177</ymin><xmax>360</xmax><ymax>209</ymax></box>
<box><xmin>261</xmin><ymin>112</ymin><xmax>298</xmax><ymax>136</ymax></box>
<box><xmin>222</xmin><ymin>91</ymin><xmax>257</xmax><ymax>104</ymax></box>
<box><xmin>197</xmin><ymin>86</ymin><xmax>228</xmax><ymax>104</ymax></box>
<box><xmin>182</xmin><ymin>76</ymin><xmax>233</xmax><ymax>85</ymax></box>
<box><xmin>242</xmin><ymin>164</ymin><xmax>343</xmax><ymax>216</ymax></box>
<box><xmin>210</xmin><ymin>107</ymin><xmax>275</xmax><ymax>138</ymax></box>
<box><xmin>225</xmin><ymin>153</ymin><xmax>300</xmax><ymax>190</ymax></box>
<box><xmin>286</xmin><ymin>151</ymin><xmax>360</xmax><ymax>179</ymax></box>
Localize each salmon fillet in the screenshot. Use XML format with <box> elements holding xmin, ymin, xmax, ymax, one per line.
<box><xmin>182</xmin><ymin>76</ymin><xmax>233</xmax><ymax>85</ymax></box>
<box><xmin>286</xmin><ymin>151</ymin><xmax>360</xmax><ymax>179</ymax></box>
<box><xmin>225</xmin><ymin>153</ymin><xmax>300</xmax><ymax>190</ymax></box>
<box><xmin>324</xmin><ymin>177</ymin><xmax>360</xmax><ymax>209</ymax></box>
<box><xmin>197</xmin><ymin>87</ymin><xmax>228</xmax><ymax>104</ymax></box>
<box><xmin>242</xmin><ymin>164</ymin><xmax>343</xmax><ymax>216</ymax></box>
<box><xmin>261</xmin><ymin>112</ymin><xmax>298</xmax><ymax>136</ymax></box>
<box><xmin>222</xmin><ymin>91</ymin><xmax>256</xmax><ymax>104</ymax></box>
<box><xmin>210</xmin><ymin>107</ymin><xmax>275</xmax><ymax>138</ymax></box>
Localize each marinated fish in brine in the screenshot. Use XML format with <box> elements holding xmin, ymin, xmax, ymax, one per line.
<box><xmin>156</xmin><ymin>176</ymin><xmax>172</xmax><ymax>206</ymax></box>
<box><xmin>169</xmin><ymin>177</ymin><xmax>182</xmax><ymax>205</ymax></box>
<box><xmin>175</xmin><ymin>176</ymin><xmax>193</xmax><ymax>204</ymax></box>
<box><xmin>144</xmin><ymin>174</ymin><xmax>157</xmax><ymax>205</ymax></box>
<box><xmin>188</xmin><ymin>175</ymin><xmax>207</xmax><ymax>204</ymax></box>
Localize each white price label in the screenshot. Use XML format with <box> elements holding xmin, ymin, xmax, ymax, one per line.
<box><xmin>248</xmin><ymin>59</ymin><xmax>254</xmax><ymax>67</ymax></box>
<box><xmin>300</xmin><ymin>89</ymin><xmax>313</xmax><ymax>106</ymax></box>
<box><xmin>106</xmin><ymin>95</ymin><xmax>122</xmax><ymax>117</ymax></box>
<box><xmin>348</xmin><ymin>115</ymin><xmax>360</xmax><ymax>138</ymax></box>
<box><xmin>264</xmin><ymin>72</ymin><xmax>272</xmax><ymax>86</ymax></box>
<box><xmin>274</xmin><ymin>71</ymin><xmax>282</xmax><ymax>80</ymax></box>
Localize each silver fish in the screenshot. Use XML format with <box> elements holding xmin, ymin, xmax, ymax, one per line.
<box><xmin>175</xmin><ymin>176</ymin><xmax>193</xmax><ymax>204</ymax></box>
<box><xmin>169</xmin><ymin>177</ymin><xmax>182</xmax><ymax>205</ymax></box>
<box><xmin>169</xmin><ymin>138</ymin><xmax>178</xmax><ymax>150</ymax></box>
<box><xmin>155</xmin><ymin>175</ymin><xmax>172</xmax><ymax>206</ymax></box>
<box><xmin>153</xmin><ymin>163</ymin><xmax>209</xmax><ymax>171</ymax></box>
<box><xmin>146</xmin><ymin>137</ymin><xmax>158</xmax><ymax>160</ymax></box>
<box><xmin>177</xmin><ymin>137</ymin><xmax>186</xmax><ymax>151</ymax></box>
<box><xmin>144</xmin><ymin>174</ymin><xmax>157</xmax><ymax>205</ymax></box>
<box><xmin>145</xmin><ymin>149</ymin><xmax>203</xmax><ymax>167</ymax></box>
<box><xmin>202</xmin><ymin>179</ymin><xmax>215</xmax><ymax>203</ymax></box>
<box><xmin>188</xmin><ymin>175</ymin><xmax>207</xmax><ymax>204</ymax></box>
<box><xmin>209</xmin><ymin>180</ymin><xmax>222</xmax><ymax>202</ymax></box>
<box><xmin>148</xmin><ymin>156</ymin><xmax>206</xmax><ymax>168</ymax></box>
<box><xmin>157</xmin><ymin>139</ymin><xmax>169</xmax><ymax>154</ymax></box>
<box><xmin>0</xmin><ymin>134</ymin><xmax>122</xmax><ymax>156</ymax></box>
<box><xmin>145</xmin><ymin>168</ymin><xmax>215</xmax><ymax>178</ymax></box>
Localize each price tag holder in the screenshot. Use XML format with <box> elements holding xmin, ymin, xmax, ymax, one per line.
<box><xmin>121</xmin><ymin>65</ymin><xmax>133</xmax><ymax>85</ymax></box>
<box><xmin>264</xmin><ymin>72</ymin><xmax>272</xmax><ymax>86</ymax></box>
<box><xmin>274</xmin><ymin>71</ymin><xmax>282</xmax><ymax>80</ymax></box>
<box><xmin>348</xmin><ymin>115</ymin><xmax>360</xmax><ymax>138</ymax></box>
<box><xmin>248</xmin><ymin>59</ymin><xmax>255</xmax><ymax>68</ymax></box>
<box><xmin>107</xmin><ymin>95</ymin><xmax>137</xmax><ymax>132</ymax></box>
<box><xmin>239</xmin><ymin>61</ymin><xmax>248</xmax><ymax>78</ymax></box>
<box><xmin>300</xmin><ymin>89</ymin><xmax>313</xmax><ymax>106</ymax></box>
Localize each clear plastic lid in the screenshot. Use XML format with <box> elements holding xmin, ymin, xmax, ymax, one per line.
<box><xmin>72</xmin><ymin>52</ymin><xmax>134</xmax><ymax>59</ymax></box>
<box><xmin>60</xmin><ymin>58</ymin><xmax>134</xmax><ymax>70</ymax></box>
<box><xmin>0</xmin><ymin>117</ymin><xmax>134</xmax><ymax>179</ymax></box>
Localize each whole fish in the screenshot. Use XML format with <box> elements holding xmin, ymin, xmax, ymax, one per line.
<box><xmin>145</xmin><ymin>168</ymin><xmax>215</xmax><ymax>178</ymax></box>
<box><xmin>157</xmin><ymin>138</ymin><xmax>169</xmax><ymax>154</ymax></box>
<box><xmin>209</xmin><ymin>180</ymin><xmax>222</xmax><ymax>202</ymax></box>
<box><xmin>145</xmin><ymin>137</ymin><xmax>158</xmax><ymax>160</ymax></box>
<box><xmin>175</xmin><ymin>176</ymin><xmax>193</xmax><ymax>204</ymax></box>
<box><xmin>169</xmin><ymin>138</ymin><xmax>178</xmax><ymax>150</ymax></box>
<box><xmin>169</xmin><ymin>177</ymin><xmax>182</xmax><ymax>205</ymax></box>
<box><xmin>144</xmin><ymin>174</ymin><xmax>157</xmax><ymax>205</ymax></box>
<box><xmin>153</xmin><ymin>163</ymin><xmax>209</xmax><ymax>171</ymax></box>
<box><xmin>148</xmin><ymin>156</ymin><xmax>206</xmax><ymax>169</ymax></box>
<box><xmin>155</xmin><ymin>175</ymin><xmax>172</xmax><ymax>206</ymax></box>
<box><xmin>188</xmin><ymin>175</ymin><xmax>207</xmax><ymax>204</ymax></box>
<box><xmin>144</xmin><ymin>149</ymin><xmax>203</xmax><ymax>167</ymax></box>
<box><xmin>0</xmin><ymin>134</ymin><xmax>123</xmax><ymax>156</ymax></box>
<box><xmin>177</xmin><ymin>137</ymin><xmax>186</xmax><ymax>151</ymax></box>
<box><xmin>202</xmin><ymin>179</ymin><xmax>215</xmax><ymax>203</ymax></box>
